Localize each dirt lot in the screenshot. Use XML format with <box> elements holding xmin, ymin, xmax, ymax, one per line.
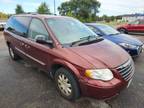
<box><xmin>0</xmin><ymin>31</ymin><xmax>144</xmax><ymax>108</ymax></box>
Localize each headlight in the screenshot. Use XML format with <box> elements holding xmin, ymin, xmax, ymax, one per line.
<box><xmin>119</xmin><ymin>43</ymin><xmax>137</xmax><ymax>49</ymax></box>
<box><xmin>85</xmin><ymin>69</ymin><xmax>113</xmax><ymax>81</ymax></box>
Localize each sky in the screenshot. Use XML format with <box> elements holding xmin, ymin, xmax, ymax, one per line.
<box><xmin>0</xmin><ymin>0</ymin><xmax>144</xmax><ymax>16</ymax></box>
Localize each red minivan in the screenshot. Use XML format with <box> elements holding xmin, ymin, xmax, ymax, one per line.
<box><xmin>4</xmin><ymin>14</ymin><xmax>135</xmax><ymax>100</ymax></box>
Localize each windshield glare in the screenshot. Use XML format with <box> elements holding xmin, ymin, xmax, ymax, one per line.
<box><xmin>96</xmin><ymin>25</ymin><xmax>119</xmax><ymax>35</ymax></box>
<box><xmin>46</xmin><ymin>18</ymin><xmax>98</xmax><ymax>44</ymax></box>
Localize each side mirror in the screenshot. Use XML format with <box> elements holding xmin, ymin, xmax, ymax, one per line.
<box><xmin>128</xmin><ymin>23</ymin><xmax>131</xmax><ymax>25</ymax></box>
<box><xmin>35</xmin><ymin>35</ymin><xmax>53</xmax><ymax>47</ymax></box>
<box><xmin>93</xmin><ymin>30</ymin><xmax>103</xmax><ymax>37</ymax></box>
<box><xmin>97</xmin><ymin>33</ymin><xmax>103</xmax><ymax>37</ymax></box>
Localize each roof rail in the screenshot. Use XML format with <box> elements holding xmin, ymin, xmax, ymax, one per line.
<box><xmin>26</xmin><ymin>12</ymin><xmax>38</xmax><ymax>15</ymax></box>
<box><xmin>26</xmin><ymin>12</ymin><xmax>57</xmax><ymax>15</ymax></box>
<box><xmin>15</xmin><ymin>13</ymin><xmax>57</xmax><ymax>16</ymax></box>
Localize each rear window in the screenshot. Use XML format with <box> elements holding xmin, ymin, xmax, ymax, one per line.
<box><xmin>139</xmin><ymin>20</ymin><xmax>144</xmax><ymax>24</ymax></box>
<box><xmin>6</xmin><ymin>16</ymin><xmax>31</xmax><ymax>37</ymax></box>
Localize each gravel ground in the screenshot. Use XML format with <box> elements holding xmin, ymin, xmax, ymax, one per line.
<box><xmin>0</xmin><ymin>31</ymin><xmax>144</xmax><ymax>108</ymax></box>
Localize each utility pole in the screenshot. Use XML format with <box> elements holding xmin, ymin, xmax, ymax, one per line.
<box><xmin>54</xmin><ymin>0</ymin><xmax>56</xmax><ymax>15</ymax></box>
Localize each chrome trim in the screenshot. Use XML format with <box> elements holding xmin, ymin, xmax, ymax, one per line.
<box><xmin>116</xmin><ymin>59</ymin><xmax>131</xmax><ymax>69</ymax></box>
<box><xmin>116</xmin><ymin>59</ymin><xmax>135</xmax><ymax>81</ymax></box>
<box><xmin>15</xmin><ymin>47</ymin><xmax>46</xmax><ymax>66</ymax></box>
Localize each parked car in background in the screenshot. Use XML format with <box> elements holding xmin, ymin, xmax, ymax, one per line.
<box><xmin>4</xmin><ymin>14</ymin><xmax>134</xmax><ymax>100</ymax></box>
<box><xmin>0</xmin><ymin>21</ymin><xmax>6</xmax><ymax>30</ymax></box>
<box><xmin>117</xmin><ymin>19</ymin><xmax>144</xmax><ymax>34</ymax></box>
<box><xmin>85</xmin><ymin>23</ymin><xmax>144</xmax><ymax>56</ymax></box>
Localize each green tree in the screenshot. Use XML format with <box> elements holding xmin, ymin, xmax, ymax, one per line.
<box><xmin>110</xmin><ymin>16</ymin><xmax>115</xmax><ymax>21</ymax></box>
<box><xmin>37</xmin><ymin>2</ymin><xmax>51</xmax><ymax>14</ymax></box>
<box><xmin>101</xmin><ymin>14</ymin><xmax>106</xmax><ymax>20</ymax></box>
<box><xmin>15</xmin><ymin>4</ymin><xmax>24</xmax><ymax>14</ymax></box>
<box><xmin>0</xmin><ymin>12</ymin><xmax>8</xmax><ymax>19</ymax></box>
<box><xmin>58</xmin><ymin>0</ymin><xmax>101</xmax><ymax>22</ymax></box>
<box><xmin>100</xmin><ymin>15</ymin><xmax>116</xmax><ymax>22</ymax></box>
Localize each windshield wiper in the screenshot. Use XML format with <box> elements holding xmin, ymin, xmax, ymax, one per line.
<box><xmin>108</xmin><ymin>33</ymin><xmax>120</xmax><ymax>36</ymax></box>
<box><xmin>71</xmin><ymin>35</ymin><xmax>102</xmax><ymax>46</ymax></box>
<box><xmin>80</xmin><ymin>35</ymin><xmax>96</xmax><ymax>40</ymax></box>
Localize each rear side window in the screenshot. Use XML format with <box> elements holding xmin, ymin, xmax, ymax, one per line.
<box><xmin>6</xmin><ymin>16</ymin><xmax>31</xmax><ymax>37</ymax></box>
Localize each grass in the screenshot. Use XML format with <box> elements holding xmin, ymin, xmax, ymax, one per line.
<box><xmin>96</xmin><ymin>20</ymin><xmax>127</xmax><ymax>28</ymax></box>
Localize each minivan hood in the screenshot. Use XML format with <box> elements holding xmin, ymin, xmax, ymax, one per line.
<box><xmin>69</xmin><ymin>40</ymin><xmax>129</xmax><ymax>69</ymax></box>
<box><xmin>104</xmin><ymin>33</ymin><xmax>143</xmax><ymax>46</ymax></box>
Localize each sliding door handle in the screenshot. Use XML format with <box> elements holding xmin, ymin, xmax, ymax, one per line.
<box><xmin>25</xmin><ymin>44</ymin><xmax>30</xmax><ymax>49</ymax></box>
<box><xmin>20</xmin><ymin>43</ymin><xmax>25</xmax><ymax>46</ymax></box>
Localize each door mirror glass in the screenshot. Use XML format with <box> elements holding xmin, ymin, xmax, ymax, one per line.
<box><xmin>35</xmin><ymin>35</ymin><xmax>46</xmax><ymax>42</ymax></box>
<box><xmin>35</xmin><ymin>35</ymin><xmax>53</xmax><ymax>47</ymax></box>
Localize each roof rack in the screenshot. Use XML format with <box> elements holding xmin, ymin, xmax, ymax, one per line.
<box><xmin>25</xmin><ymin>12</ymin><xmax>38</xmax><ymax>15</ymax></box>
<box><xmin>15</xmin><ymin>12</ymin><xmax>57</xmax><ymax>16</ymax></box>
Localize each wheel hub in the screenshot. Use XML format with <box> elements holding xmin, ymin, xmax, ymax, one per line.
<box><xmin>57</xmin><ymin>74</ymin><xmax>72</xmax><ymax>96</ymax></box>
<box><xmin>9</xmin><ymin>47</ymin><xmax>14</xmax><ymax>58</ymax></box>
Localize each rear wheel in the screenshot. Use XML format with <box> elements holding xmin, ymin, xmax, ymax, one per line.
<box><xmin>8</xmin><ymin>45</ymin><xmax>20</xmax><ymax>60</ymax></box>
<box><xmin>55</xmin><ymin>67</ymin><xmax>80</xmax><ymax>100</ymax></box>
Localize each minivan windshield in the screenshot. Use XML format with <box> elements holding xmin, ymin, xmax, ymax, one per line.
<box><xmin>46</xmin><ymin>18</ymin><xmax>99</xmax><ymax>44</ymax></box>
<box><xmin>96</xmin><ymin>25</ymin><xmax>120</xmax><ymax>36</ymax></box>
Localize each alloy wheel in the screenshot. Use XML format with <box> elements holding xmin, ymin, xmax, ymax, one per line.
<box><xmin>57</xmin><ymin>74</ymin><xmax>72</xmax><ymax>96</ymax></box>
<box><xmin>9</xmin><ymin>47</ymin><xmax>14</xmax><ymax>59</ymax></box>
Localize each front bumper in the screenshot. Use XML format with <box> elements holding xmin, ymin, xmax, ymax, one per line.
<box><xmin>79</xmin><ymin>78</ymin><xmax>128</xmax><ymax>99</ymax></box>
<box><xmin>124</xmin><ymin>45</ymin><xmax>143</xmax><ymax>56</ymax></box>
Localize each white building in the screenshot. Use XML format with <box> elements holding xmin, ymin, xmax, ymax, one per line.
<box><xmin>122</xmin><ymin>14</ymin><xmax>144</xmax><ymax>22</ymax></box>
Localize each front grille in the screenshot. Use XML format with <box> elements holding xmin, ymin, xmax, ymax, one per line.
<box><xmin>138</xmin><ymin>46</ymin><xmax>143</xmax><ymax>54</ymax></box>
<box><xmin>116</xmin><ymin>59</ymin><xmax>135</xmax><ymax>81</ymax></box>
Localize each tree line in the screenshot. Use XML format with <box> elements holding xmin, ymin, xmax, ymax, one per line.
<box><xmin>0</xmin><ymin>12</ymin><xmax>9</xmax><ymax>20</ymax></box>
<box><xmin>15</xmin><ymin>2</ymin><xmax>51</xmax><ymax>14</ymax></box>
<box><xmin>0</xmin><ymin>0</ymin><xmax>121</xmax><ymax>22</ymax></box>
<box><xmin>15</xmin><ymin>0</ymin><xmax>101</xmax><ymax>22</ymax></box>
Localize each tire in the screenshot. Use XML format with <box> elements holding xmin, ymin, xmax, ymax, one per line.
<box><xmin>118</xmin><ymin>28</ymin><xmax>128</xmax><ymax>34</ymax></box>
<box><xmin>8</xmin><ymin>45</ymin><xmax>20</xmax><ymax>61</ymax></box>
<box><xmin>55</xmin><ymin>67</ymin><xmax>80</xmax><ymax>101</ymax></box>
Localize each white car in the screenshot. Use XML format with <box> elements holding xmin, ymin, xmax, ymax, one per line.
<box><xmin>0</xmin><ymin>21</ymin><xmax>6</xmax><ymax>29</ymax></box>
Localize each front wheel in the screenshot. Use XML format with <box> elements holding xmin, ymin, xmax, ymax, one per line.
<box><xmin>118</xmin><ymin>28</ymin><xmax>128</xmax><ymax>34</ymax></box>
<box><xmin>55</xmin><ymin>68</ymin><xmax>80</xmax><ymax>100</ymax></box>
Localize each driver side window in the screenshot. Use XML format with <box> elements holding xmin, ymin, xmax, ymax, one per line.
<box><xmin>88</xmin><ymin>26</ymin><xmax>103</xmax><ymax>36</ymax></box>
<box><xmin>28</xmin><ymin>18</ymin><xmax>50</xmax><ymax>41</ymax></box>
